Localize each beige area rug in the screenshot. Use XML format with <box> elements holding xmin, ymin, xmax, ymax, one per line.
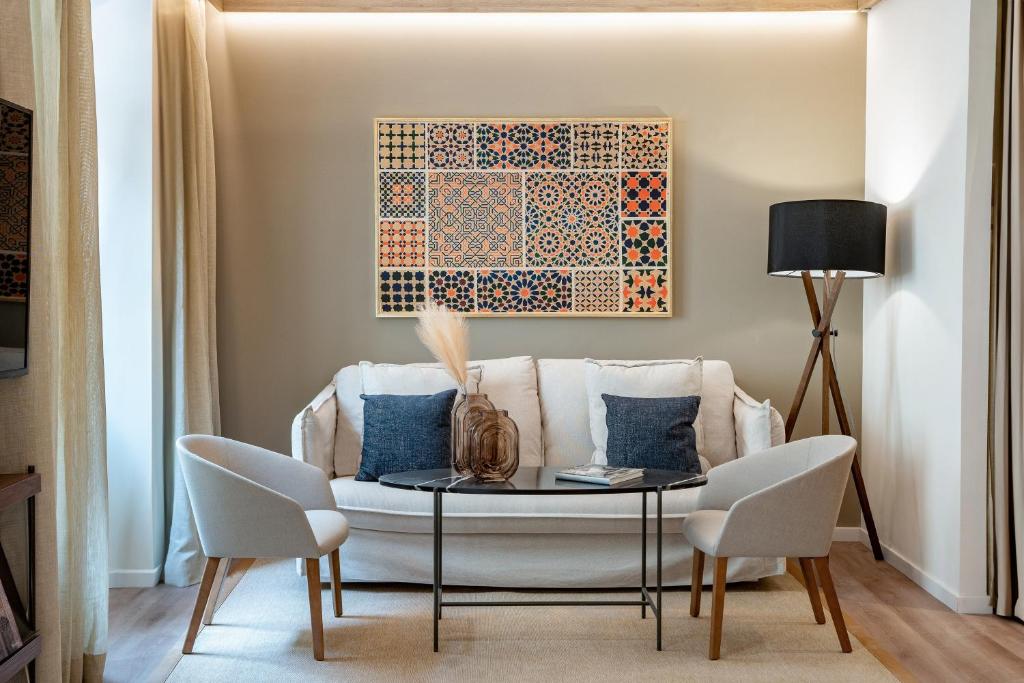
<box><xmin>166</xmin><ymin>559</ymin><xmax>896</xmax><ymax>682</ymax></box>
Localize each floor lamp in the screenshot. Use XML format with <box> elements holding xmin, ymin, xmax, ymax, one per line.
<box><xmin>767</xmin><ymin>199</ymin><xmax>886</xmax><ymax>561</ymax></box>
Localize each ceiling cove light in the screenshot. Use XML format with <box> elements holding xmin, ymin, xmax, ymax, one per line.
<box><xmin>223</xmin><ymin>11</ymin><xmax>861</xmax><ymax>33</ymax></box>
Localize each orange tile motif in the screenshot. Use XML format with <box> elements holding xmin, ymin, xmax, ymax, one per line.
<box><xmin>379</xmin><ymin>220</ymin><xmax>426</xmax><ymax>268</ymax></box>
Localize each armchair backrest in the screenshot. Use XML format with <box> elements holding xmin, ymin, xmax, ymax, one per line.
<box><xmin>178</xmin><ymin>435</ymin><xmax>335</xmax><ymax>559</ymax></box>
<box><xmin>702</xmin><ymin>435</ymin><xmax>857</xmax><ymax>559</ymax></box>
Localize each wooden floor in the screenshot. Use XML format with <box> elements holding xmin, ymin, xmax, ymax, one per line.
<box><xmin>105</xmin><ymin>542</ymin><xmax>1024</xmax><ymax>683</ymax></box>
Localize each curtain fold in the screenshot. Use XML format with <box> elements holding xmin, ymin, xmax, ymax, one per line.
<box><xmin>29</xmin><ymin>0</ymin><xmax>109</xmax><ymax>678</ymax></box>
<box><xmin>990</xmin><ymin>0</ymin><xmax>1024</xmax><ymax>621</ymax></box>
<box><xmin>157</xmin><ymin>0</ymin><xmax>222</xmax><ymax>587</ymax></box>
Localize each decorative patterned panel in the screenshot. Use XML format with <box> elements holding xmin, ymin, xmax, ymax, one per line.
<box><xmin>379</xmin><ymin>220</ymin><xmax>426</xmax><ymax>268</ymax></box>
<box><xmin>0</xmin><ymin>106</ymin><xmax>31</xmax><ymax>155</ymax></box>
<box><xmin>0</xmin><ymin>251</ymin><xmax>28</xmax><ymax>301</ymax></box>
<box><xmin>375</xmin><ymin>118</ymin><xmax>672</xmax><ymax>317</ymax></box>
<box><xmin>0</xmin><ymin>156</ymin><xmax>30</xmax><ymax>253</ymax></box>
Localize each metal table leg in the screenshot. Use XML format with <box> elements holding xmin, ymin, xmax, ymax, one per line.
<box><xmin>433</xmin><ymin>491</ymin><xmax>443</xmax><ymax>652</ymax></box>
<box><xmin>657</xmin><ymin>487</ymin><xmax>663</xmax><ymax>651</ymax></box>
<box><xmin>641</xmin><ymin>492</ymin><xmax>647</xmax><ymax>619</ymax></box>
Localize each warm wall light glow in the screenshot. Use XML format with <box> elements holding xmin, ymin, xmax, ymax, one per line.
<box><xmin>224</xmin><ymin>11</ymin><xmax>861</xmax><ymax>33</ymax></box>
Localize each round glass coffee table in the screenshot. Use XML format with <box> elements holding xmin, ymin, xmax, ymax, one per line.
<box><xmin>378</xmin><ymin>466</ymin><xmax>707</xmax><ymax>652</ymax></box>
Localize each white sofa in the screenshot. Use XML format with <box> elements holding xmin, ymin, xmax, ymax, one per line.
<box><xmin>292</xmin><ymin>357</ymin><xmax>786</xmax><ymax>587</ymax></box>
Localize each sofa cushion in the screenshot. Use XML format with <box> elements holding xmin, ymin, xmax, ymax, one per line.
<box><xmin>604</xmin><ymin>394</ymin><xmax>701</xmax><ymax>472</ymax></box>
<box><xmin>695</xmin><ymin>360</ymin><xmax>739</xmax><ymax>466</ymax></box>
<box><xmin>330</xmin><ymin>476</ymin><xmax>701</xmax><ymax>535</ymax></box>
<box><xmin>538</xmin><ymin>359</ymin><xmax>738</xmax><ymax>468</ymax></box>
<box><xmin>472</xmin><ymin>356</ymin><xmax>543</xmax><ymax>467</ymax></box>
<box><xmin>536</xmin><ymin>358</ymin><xmax>591</xmax><ymax>467</ymax></box>
<box><xmin>356</xmin><ymin>390</ymin><xmax>458</xmax><ymax>481</ymax></box>
<box><xmin>334</xmin><ymin>357</ymin><xmax>543</xmax><ymax>476</ymax></box>
<box><xmin>584</xmin><ymin>358</ymin><xmax>703</xmax><ymax>464</ymax></box>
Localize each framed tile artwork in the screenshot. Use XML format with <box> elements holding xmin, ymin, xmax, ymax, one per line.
<box><xmin>374</xmin><ymin>118</ymin><xmax>672</xmax><ymax>317</ymax></box>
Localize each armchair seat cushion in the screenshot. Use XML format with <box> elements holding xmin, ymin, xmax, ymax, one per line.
<box><xmin>305</xmin><ymin>510</ymin><xmax>350</xmax><ymax>555</ymax></box>
<box><xmin>681</xmin><ymin>509</ymin><xmax>727</xmax><ymax>556</ymax></box>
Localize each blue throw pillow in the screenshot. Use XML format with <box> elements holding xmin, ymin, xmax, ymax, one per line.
<box><xmin>356</xmin><ymin>389</ymin><xmax>458</xmax><ymax>482</ymax></box>
<box><xmin>602</xmin><ymin>393</ymin><xmax>701</xmax><ymax>473</ymax></box>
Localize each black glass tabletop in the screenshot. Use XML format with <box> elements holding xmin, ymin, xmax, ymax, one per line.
<box><xmin>377</xmin><ymin>466</ymin><xmax>706</xmax><ymax>495</ymax></box>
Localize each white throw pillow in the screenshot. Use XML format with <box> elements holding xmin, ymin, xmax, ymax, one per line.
<box><xmin>473</xmin><ymin>357</ymin><xmax>544</xmax><ymax>468</ymax></box>
<box><xmin>584</xmin><ymin>358</ymin><xmax>704</xmax><ymax>465</ymax></box>
<box><xmin>733</xmin><ymin>387</ymin><xmax>773</xmax><ymax>456</ymax></box>
<box><xmin>356</xmin><ymin>362</ymin><xmax>481</xmax><ymax>440</ymax></box>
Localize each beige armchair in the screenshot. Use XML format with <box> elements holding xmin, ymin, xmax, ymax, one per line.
<box><xmin>683</xmin><ymin>435</ymin><xmax>857</xmax><ymax>660</ymax></box>
<box><xmin>177</xmin><ymin>435</ymin><xmax>349</xmax><ymax>661</ymax></box>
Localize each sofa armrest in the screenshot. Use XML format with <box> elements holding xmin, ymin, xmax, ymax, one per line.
<box><xmin>291</xmin><ymin>380</ymin><xmax>338</xmax><ymax>478</ymax></box>
<box><xmin>769</xmin><ymin>406</ymin><xmax>785</xmax><ymax>446</ymax></box>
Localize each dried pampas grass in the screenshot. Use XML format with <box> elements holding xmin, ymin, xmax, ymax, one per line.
<box><xmin>415</xmin><ymin>302</ymin><xmax>470</xmax><ymax>390</ymax></box>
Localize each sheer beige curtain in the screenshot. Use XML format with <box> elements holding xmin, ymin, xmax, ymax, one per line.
<box><xmin>29</xmin><ymin>0</ymin><xmax>109</xmax><ymax>678</ymax></box>
<box><xmin>991</xmin><ymin>0</ymin><xmax>1024</xmax><ymax>621</ymax></box>
<box><xmin>157</xmin><ymin>0</ymin><xmax>222</xmax><ymax>587</ymax></box>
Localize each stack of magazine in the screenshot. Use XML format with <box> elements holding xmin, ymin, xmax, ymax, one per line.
<box><xmin>556</xmin><ymin>465</ymin><xmax>644</xmax><ymax>486</ymax></box>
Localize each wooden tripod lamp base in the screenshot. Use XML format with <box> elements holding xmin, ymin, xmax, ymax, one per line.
<box><xmin>767</xmin><ymin>199</ymin><xmax>888</xmax><ymax>563</ymax></box>
<box><xmin>784</xmin><ymin>271</ymin><xmax>884</xmax><ymax>561</ymax></box>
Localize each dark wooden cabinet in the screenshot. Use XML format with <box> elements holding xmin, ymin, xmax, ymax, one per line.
<box><xmin>0</xmin><ymin>469</ymin><xmax>40</xmax><ymax>682</ymax></box>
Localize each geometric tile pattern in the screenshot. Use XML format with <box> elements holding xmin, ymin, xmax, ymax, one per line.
<box><xmin>0</xmin><ymin>155</ymin><xmax>30</xmax><ymax>253</ymax></box>
<box><xmin>379</xmin><ymin>171</ymin><xmax>426</xmax><ymax>219</ymax></box>
<box><xmin>477</xmin><ymin>269</ymin><xmax>572</xmax><ymax>313</ymax></box>
<box><xmin>378</xmin><ymin>122</ymin><xmax>425</xmax><ymax>170</ymax></box>
<box><xmin>430</xmin><ymin>269</ymin><xmax>475</xmax><ymax>312</ymax></box>
<box><xmin>378</xmin><ymin>220</ymin><xmax>426</xmax><ymax>268</ymax></box>
<box><xmin>623</xmin><ymin>268</ymin><xmax>668</xmax><ymax>313</ymax></box>
<box><xmin>0</xmin><ymin>105</ymin><xmax>31</xmax><ymax>155</ymax></box>
<box><xmin>622</xmin><ymin>219</ymin><xmax>668</xmax><ymax>267</ymax></box>
<box><xmin>622</xmin><ymin>122</ymin><xmax>669</xmax><ymax>170</ymax></box>
<box><xmin>573</xmin><ymin>122</ymin><xmax>620</xmax><ymax>170</ymax></box>
<box><xmin>428</xmin><ymin>172</ymin><xmax>523</xmax><ymax>268</ymax></box>
<box><xmin>0</xmin><ymin>100</ymin><xmax>30</xmax><ymax>305</ymax></box>
<box><xmin>375</xmin><ymin>118</ymin><xmax>672</xmax><ymax>316</ymax></box>
<box><xmin>476</xmin><ymin>122</ymin><xmax>572</xmax><ymax>170</ymax></box>
<box><xmin>621</xmin><ymin>171</ymin><xmax>668</xmax><ymax>218</ymax></box>
<box><xmin>379</xmin><ymin>269</ymin><xmax>427</xmax><ymax>313</ymax></box>
<box><xmin>525</xmin><ymin>172</ymin><xmax>618</xmax><ymax>267</ymax></box>
<box><xmin>427</xmin><ymin>123</ymin><xmax>474</xmax><ymax>169</ymax></box>
<box><xmin>574</xmin><ymin>270</ymin><xmax>621</xmax><ymax>312</ymax></box>
<box><xmin>0</xmin><ymin>251</ymin><xmax>28</xmax><ymax>301</ymax></box>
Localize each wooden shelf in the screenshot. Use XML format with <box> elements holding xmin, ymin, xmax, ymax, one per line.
<box><xmin>0</xmin><ymin>474</ymin><xmax>40</xmax><ymax>511</ymax></box>
<box><xmin>0</xmin><ymin>632</ymin><xmax>39</xmax><ymax>683</ymax></box>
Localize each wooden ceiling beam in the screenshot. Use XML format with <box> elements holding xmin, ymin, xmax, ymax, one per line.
<box><xmin>220</xmin><ymin>0</ymin><xmax>864</xmax><ymax>12</ymax></box>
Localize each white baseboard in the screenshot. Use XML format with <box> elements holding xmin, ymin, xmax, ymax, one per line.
<box><xmin>832</xmin><ymin>526</ymin><xmax>868</xmax><ymax>542</ymax></box>
<box><xmin>110</xmin><ymin>566</ymin><xmax>161</xmax><ymax>588</ymax></box>
<box><xmin>831</xmin><ymin>526</ymin><xmax>991</xmax><ymax>614</ymax></box>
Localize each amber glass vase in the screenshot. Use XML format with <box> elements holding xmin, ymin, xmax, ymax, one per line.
<box><xmin>464</xmin><ymin>409</ymin><xmax>519</xmax><ymax>481</ymax></box>
<box><xmin>450</xmin><ymin>393</ymin><xmax>496</xmax><ymax>474</ymax></box>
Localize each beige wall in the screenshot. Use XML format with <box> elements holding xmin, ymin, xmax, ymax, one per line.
<box><xmin>207</xmin><ymin>10</ymin><xmax>868</xmax><ymax>523</ymax></box>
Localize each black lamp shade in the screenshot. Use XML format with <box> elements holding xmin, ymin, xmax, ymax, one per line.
<box><xmin>767</xmin><ymin>199</ymin><xmax>886</xmax><ymax>279</ymax></box>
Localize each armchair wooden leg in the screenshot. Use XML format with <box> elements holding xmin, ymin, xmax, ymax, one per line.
<box><xmin>329</xmin><ymin>548</ymin><xmax>343</xmax><ymax>617</ymax></box>
<box><xmin>798</xmin><ymin>557</ymin><xmax>826</xmax><ymax>624</ymax></box>
<box><xmin>690</xmin><ymin>548</ymin><xmax>705</xmax><ymax>617</ymax></box>
<box><xmin>709</xmin><ymin>556</ymin><xmax>728</xmax><ymax>660</ymax></box>
<box><xmin>813</xmin><ymin>556</ymin><xmax>852</xmax><ymax>653</ymax></box>
<box><xmin>202</xmin><ymin>557</ymin><xmax>231</xmax><ymax>626</ymax></box>
<box><xmin>183</xmin><ymin>557</ymin><xmax>221</xmax><ymax>654</ymax></box>
<box><xmin>305</xmin><ymin>558</ymin><xmax>325</xmax><ymax>661</ymax></box>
